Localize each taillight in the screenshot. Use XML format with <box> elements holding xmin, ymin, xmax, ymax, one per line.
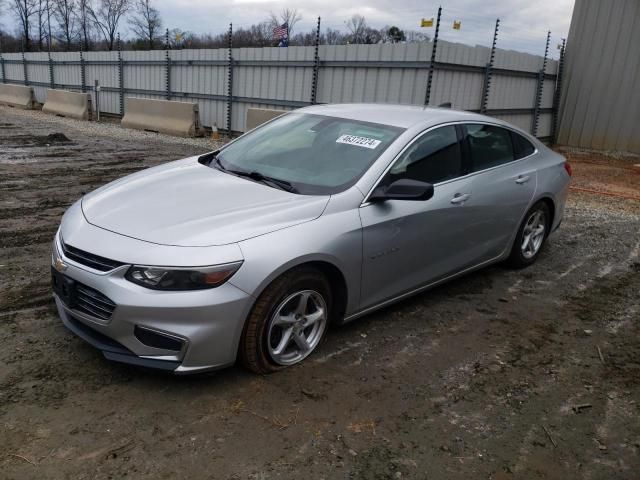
<box><xmin>564</xmin><ymin>162</ymin><xmax>572</xmax><ymax>177</ymax></box>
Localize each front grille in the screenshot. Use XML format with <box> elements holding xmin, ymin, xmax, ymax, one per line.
<box><xmin>75</xmin><ymin>283</ymin><xmax>117</xmax><ymax>321</ymax></box>
<box><xmin>60</xmin><ymin>238</ymin><xmax>125</xmax><ymax>272</ymax></box>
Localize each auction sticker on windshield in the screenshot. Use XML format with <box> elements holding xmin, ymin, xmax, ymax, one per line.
<box><xmin>336</xmin><ymin>134</ymin><xmax>381</xmax><ymax>149</ymax></box>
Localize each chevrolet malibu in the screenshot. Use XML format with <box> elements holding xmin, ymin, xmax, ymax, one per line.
<box><xmin>51</xmin><ymin>104</ymin><xmax>571</xmax><ymax>374</ymax></box>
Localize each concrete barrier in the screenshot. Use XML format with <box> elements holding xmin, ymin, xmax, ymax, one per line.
<box><xmin>42</xmin><ymin>89</ymin><xmax>92</xmax><ymax>120</ymax></box>
<box><xmin>246</xmin><ymin>108</ymin><xmax>286</xmax><ymax>131</ymax></box>
<box><xmin>0</xmin><ymin>84</ymin><xmax>35</xmax><ymax>109</ymax></box>
<box><xmin>121</xmin><ymin>97</ymin><xmax>200</xmax><ymax>137</ymax></box>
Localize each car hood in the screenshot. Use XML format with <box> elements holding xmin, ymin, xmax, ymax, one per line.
<box><xmin>81</xmin><ymin>157</ymin><xmax>330</xmax><ymax>247</ymax></box>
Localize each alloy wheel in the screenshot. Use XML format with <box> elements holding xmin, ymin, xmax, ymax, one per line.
<box><xmin>267</xmin><ymin>290</ymin><xmax>327</xmax><ymax>366</ymax></box>
<box><xmin>521</xmin><ymin>209</ymin><xmax>546</xmax><ymax>259</ymax></box>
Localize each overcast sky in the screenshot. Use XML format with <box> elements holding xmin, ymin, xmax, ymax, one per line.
<box><xmin>0</xmin><ymin>0</ymin><xmax>575</xmax><ymax>57</ymax></box>
<box><xmin>156</xmin><ymin>0</ymin><xmax>575</xmax><ymax>57</ymax></box>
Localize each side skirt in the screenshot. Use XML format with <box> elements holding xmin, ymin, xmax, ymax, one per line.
<box><xmin>342</xmin><ymin>253</ymin><xmax>504</xmax><ymax>324</ymax></box>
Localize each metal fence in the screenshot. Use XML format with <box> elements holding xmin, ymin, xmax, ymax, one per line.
<box><xmin>0</xmin><ymin>36</ymin><xmax>560</xmax><ymax>137</ymax></box>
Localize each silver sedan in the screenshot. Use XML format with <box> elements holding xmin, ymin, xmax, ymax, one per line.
<box><xmin>51</xmin><ymin>104</ymin><xmax>571</xmax><ymax>374</ymax></box>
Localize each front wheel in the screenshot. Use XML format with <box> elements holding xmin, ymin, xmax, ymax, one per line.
<box><xmin>507</xmin><ymin>201</ymin><xmax>551</xmax><ymax>268</ymax></box>
<box><xmin>239</xmin><ymin>267</ymin><xmax>331</xmax><ymax>374</ymax></box>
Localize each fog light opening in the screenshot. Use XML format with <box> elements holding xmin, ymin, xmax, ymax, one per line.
<box><xmin>134</xmin><ymin>326</ymin><xmax>184</xmax><ymax>352</ymax></box>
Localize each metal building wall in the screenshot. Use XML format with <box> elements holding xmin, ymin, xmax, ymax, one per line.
<box><xmin>557</xmin><ymin>0</ymin><xmax>640</xmax><ymax>153</ymax></box>
<box><xmin>0</xmin><ymin>41</ymin><xmax>557</xmax><ymax>136</ymax></box>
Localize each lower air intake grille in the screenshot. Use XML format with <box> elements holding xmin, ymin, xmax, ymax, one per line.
<box><xmin>61</xmin><ymin>238</ymin><xmax>125</xmax><ymax>272</ymax></box>
<box><xmin>75</xmin><ymin>283</ymin><xmax>116</xmax><ymax>321</ymax></box>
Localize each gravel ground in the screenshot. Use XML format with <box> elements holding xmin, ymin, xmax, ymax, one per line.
<box><xmin>1</xmin><ymin>107</ymin><xmax>639</xmax><ymax>480</ymax></box>
<box><xmin>0</xmin><ymin>105</ymin><xmax>224</xmax><ymax>151</ymax></box>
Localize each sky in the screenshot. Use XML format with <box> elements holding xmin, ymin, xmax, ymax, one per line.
<box><xmin>156</xmin><ymin>0</ymin><xmax>576</xmax><ymax>57</ymax></box>
<box><xmin>0</xmin><ymin>0</ymin><xmax>575</xmax><ymax>57</ymax></box>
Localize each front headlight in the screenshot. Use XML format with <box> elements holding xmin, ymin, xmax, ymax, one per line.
<box><xmin>125</xmin><ymin>262</ymin><xmax>243</xmax><ymax>291</ymax></box>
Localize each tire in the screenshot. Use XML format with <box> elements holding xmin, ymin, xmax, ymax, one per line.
<box><xmin>507</xmin><ymin>201</ymin><xmax>551</xmax><ymax>269</ymax></box>
<box><xmin>239</xmin><ymin>266</ymin><xmax>332</xmax><ymax>374</ymax></box>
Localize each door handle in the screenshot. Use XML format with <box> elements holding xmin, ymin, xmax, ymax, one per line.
<box><xmin>515</xmin><ymin>175</ymin><xmax>531</xmax><ymax>184</ymax></box>
<box><xmin>450</xmin><ymin>193</ymin><xmax>471</xmax><ymax>204</ymax></box>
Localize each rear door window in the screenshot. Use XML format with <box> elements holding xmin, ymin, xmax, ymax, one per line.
<box><xmin>464</xmin><ymin>124</ymin><xmax>515</xmax><ymax>172</ymax></box>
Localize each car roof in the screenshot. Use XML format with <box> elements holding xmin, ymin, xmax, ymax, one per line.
<box><xmin>296</xmin><ymin>103</ymin><xmax>500</xmax><ymax>130</ymax></box>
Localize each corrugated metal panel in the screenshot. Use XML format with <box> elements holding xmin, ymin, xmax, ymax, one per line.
<box><xmin>84</xmin><ymin>51</ymin><xmax>120</xmax><ymax>114</ymax></box>
<box><xmin>1</xmin><ymin>42</ymin><xmax>557</xmax><ymax>135</ymax></box>
<box><xmin>558</xmin><ymin>0</ymin><xmax>640</xmax><ymax>153</ymax></box>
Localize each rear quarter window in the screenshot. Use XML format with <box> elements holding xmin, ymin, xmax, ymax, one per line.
<box><xmin>510</xmin><ymin>131</ymin><xmax>536</xmax><ymax>159</ymax></box>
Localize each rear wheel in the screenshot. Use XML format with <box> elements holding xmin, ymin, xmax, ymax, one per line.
<box><xmin>239</xmin><ymin>267</ymin><xmax>331</xmax><ymax>374</ymax></box>
<box><xmin>507</xmin><ymin>201</ymin><xmax>550</xmax><ymax>268</ymax></box>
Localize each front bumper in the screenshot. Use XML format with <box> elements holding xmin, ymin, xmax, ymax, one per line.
<box><xmin>52</xmin><ymin>234</ymin><xmax>254</xmax><ymax>374</ymax></box>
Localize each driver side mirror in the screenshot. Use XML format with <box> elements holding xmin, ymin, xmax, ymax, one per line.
<box><xmin>369</xmin><ymin>179</ymin><xmax>434</xmax><ymax>203</ymax></box>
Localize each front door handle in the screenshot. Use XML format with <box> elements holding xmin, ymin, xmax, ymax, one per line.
<box><xmin>515</xmin><ymin>175</ymin><xmax>531</xmax><ymax>184</ymax></box>
<box><xmin>450</xmin><ymin>193</ymin><xmax>471</xmax><ymax>204</ymax></box>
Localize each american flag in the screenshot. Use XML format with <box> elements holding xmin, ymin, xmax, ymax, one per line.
<box><xmin>273</xmin><ymin>23</ymin><xmax>288</xmax><ymax>40</ymax></box>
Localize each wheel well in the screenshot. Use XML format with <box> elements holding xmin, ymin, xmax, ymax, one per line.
<box><xmin>300</xmin><ymin>261</ymin><xmax>348</xmax><ymax>324</ymax></box>
<box><xmin>538</xmin><ymin>197</ymin><xmax>556</xmax><ymax>228</ymax></box>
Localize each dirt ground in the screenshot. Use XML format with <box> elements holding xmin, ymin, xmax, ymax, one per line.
<box><xmin>1</xmin><ymin>106</ymin><xmax>639</xmax><ymax>480</ymax></box>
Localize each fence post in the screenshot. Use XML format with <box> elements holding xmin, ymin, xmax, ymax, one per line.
<box><xmin>165</xmin><ymin>29</ymin><xmax>171</xmax><ymax>100</ymax></box>
<box><xmin>551</xmin><ymin>38</ymin><xmax>566</xmax><ymax>144</ymax></box>
<box><xmin>424</xmin><ymin>5</ymin><xmax>442</xmax><ymax>106</ymax></box>
<box><xmin>481</xmin><ymin>18</ymin><xmax>500</xmax><ymax>114</ymax></box>
<box><xmin>0</xmin><ymin>34</ymin><xmax>5</xmax><ymax>84</ymax></box>
<box><xmin>48</xmin><ymin>51</ymin><xmax>55</xmax><ymax>89</ymax></box>
<box><xmin>80</xmin><ymin>46</ymin><xmax>87</xmax><ymax>92</ymax></box>
<box><xmin>226</xmin><ymin>23</ymin><xmax>233</xmax><ymax>136</ymax></box>
<box><xmin>311</xmin><ymin>16</ymin><xmax>321</xmax><ymax>105</ymax></box>
<box><xmin>117</xmin><ymin>33</ymin><xmax>124</xmax><ymax>116</ymax></box>
<box><xmin>95</xmin><ymin>79</ymin><xmax>101</xmax><ymax>122</ymax></box>
<box><xmin>22</xmin><ymin>45</ymin><xmax>29</xmax><ymax>86</ymax></box>
<box><xmin>532</xmin><ymin>30</ymin><xmax>551</xmax><ymax>137</ymax></box>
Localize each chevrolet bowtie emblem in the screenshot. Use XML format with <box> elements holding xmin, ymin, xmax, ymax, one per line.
<box><xmin>54</xmin><ymin>257</ymin><xmax>68</xmax><ymax>272</ymax></box>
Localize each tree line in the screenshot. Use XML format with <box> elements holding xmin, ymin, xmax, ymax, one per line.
<box><xmin>0</xmin><ymin>1</ymin><xmax>429</xmax><ymax>53</ymax></box>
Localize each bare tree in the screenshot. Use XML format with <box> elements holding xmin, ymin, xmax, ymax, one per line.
<box><xmin>268</xmin><ymin>7</ymin><xmax>301</xmax><ymax>38</ymax></box>
<box><xmin>405</xmin><ymin>30</ymin><xmax>429</xmax><ymax>43</ymax></box>
<box><xmin>77</xmin><ymin>0</ymin><xmax>90</xmax><ymax>49</ymax></box>
<box><xmin>10</xmin><ymin>0</ymin><xmax>36</xmax><ymax>50</ymax></box>
<box><xmin>128</xmin><ymin>0</ymin><xmax>159</xmax><ymax>49</ymax></box>
<box><xmin>324</xmin><ymin>27</ymin><xmax>343</xmax><ymax>45</ymax></box>
<box><xmin>36</xmin><ymin>0</ymin><xmax>44</xmax><ymax>48</ymax></box>
<box><xmin>34</xmin><ymin>0</ymin><xmax>54</xmax><ymax>49</ymax></box>
<box><xmin>251</xmin><ymin>21</ymin><xmax>271</xmax><ymax>47</ymax></box>
<box><xmin>167</xmin><ymin>27</ymin><xmax>189</xmax><ymax>49</ymax></box>
<box><xmin>345</xmin><ymin>14</ymin><xmax>367</xmax><ymax>44</ymax></box>
<box><xmin>0</xmin><ymin>0</ymin><xmax>7</xmax><ymax>37</ymax></box>
<box><xmin>53</xmin><ymin>0</ymin><xmax>76</xmax><ymax>49</ymax></box>
<box><xmin>87</xmin><ymin>0</ymin><xmax>128</xmax><ymax>50</ymax></box>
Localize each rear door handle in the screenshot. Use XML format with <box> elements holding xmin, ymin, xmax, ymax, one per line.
<box><xmin>515</xmin><ymin>175</ymin><xmax>531</xmax><ymax>184</ymax></box>
<box><xmin>450</xmin><ymin>193</ymin><xmax>471</xmax><ymax>204</ymax></box>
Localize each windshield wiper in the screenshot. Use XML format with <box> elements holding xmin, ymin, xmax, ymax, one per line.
<box><xmin>214</xmin><ymin>157</ymin><xmax>297</xmax><ymax>193</ymax></box>
<box><xmin>231</xmin><ymin>170</ymin><xmax>297</xmax><ymax>193</ymax></box>
<box><xmin>214</xmin><ymin>156</ymin><xmax>227</xmax><ymax>171</ymax></box>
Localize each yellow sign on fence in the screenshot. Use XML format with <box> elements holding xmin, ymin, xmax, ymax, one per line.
<box><xmin>421</xmin><ymin>18</ymin><xmax>434</xmax><ymax>27</ymax></box>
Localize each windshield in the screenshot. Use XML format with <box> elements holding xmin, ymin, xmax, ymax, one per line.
<box><xmin>215</xmin><ymin>113</ymin><xmax>404</xmax><ymax>195</ymax></box>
